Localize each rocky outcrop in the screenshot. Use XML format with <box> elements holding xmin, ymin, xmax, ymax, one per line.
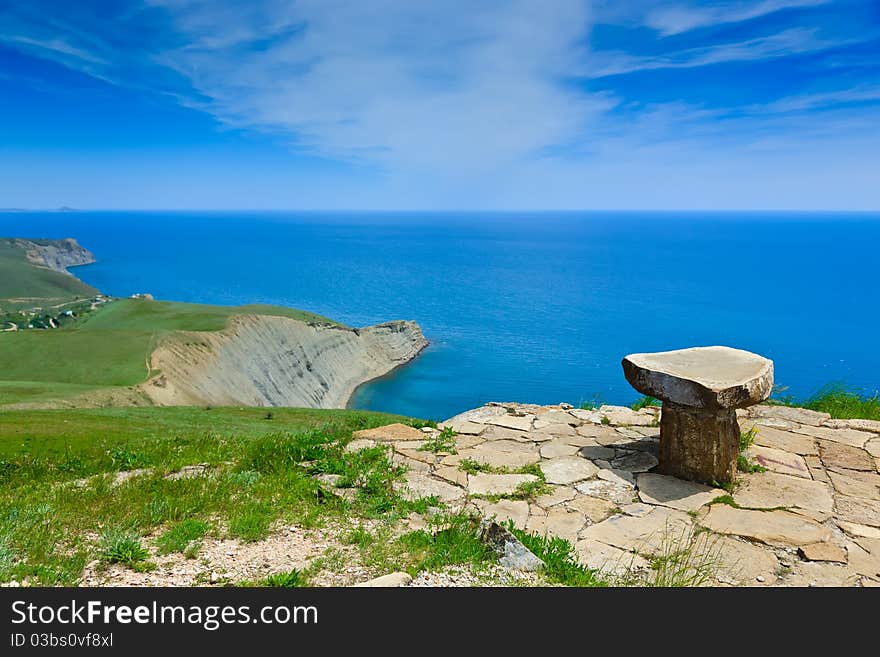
<box><xmin>140</xmin><ymin>314</ymin><xmax>428</xmax><ymax>408</ymax></box>
<box><xmin>14</xmin><ymin>237</ymin><xmax>96</xmax><ymax>273</ymax></box>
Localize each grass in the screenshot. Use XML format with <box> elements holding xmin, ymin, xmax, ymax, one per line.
<box><xmin>99</xmin><ymin>529</ymin><xmax>150</xmax><ymax>567</ymax></box>
<box><xmin>642</xmin><ymin>526</ymin><xmax>722</xmax><ymax>587</ymax></box>
<box><xmin>770</xmin><ymin>384</ymin><xmax>880</xmax><ymax>421</ymax></box>
<box><xmin>419</xmin><ymin>426</ymin><xmax>457</xmax><ymax>454</ymax></box>
<box><xmin>631</xmin><ymin>396</ymin><xmax>660</xmax><ymax>411</ymax></box>
<box><xmin>397</xmin><ymin>514</ymin><xmax>495</xmax><ymax>575</ymax></box>
<box><xmin>737</xmin><ymin>427</ymin><xmax>767</xmax><ymax>474</ymax></box>
<box><xmin>0</xmin><ymin>297</ymin><xmax>343</xmax><ymax>407</ymax></box>
<box><xmin>507</xmin><ymin>523</ymin><xmax>605</xmax><ymax>587</ymax></box>
<box><xmin>156</xmin><ymin>519</ymin><xmax>210</xmax><ymax>554</ymax></box>
<box><xmin>0</xmin><ymin>407</ymin><xmax>433</xmax><ymax>585</ymax></box>
<box><xmin>0</xmin><ymin>238</ymin><xmax>98</xmax><ymax>310</ymax></box>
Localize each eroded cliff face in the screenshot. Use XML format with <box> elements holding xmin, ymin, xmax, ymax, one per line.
<box><xmin>16</xmin><ymin>238</ymin><xmax>96</xmax><ymax>273</ymax></box>
<box><xmin>141</xmin><ymin>315</ymin><xmax>428</xmax><ymax>408</ymax></box>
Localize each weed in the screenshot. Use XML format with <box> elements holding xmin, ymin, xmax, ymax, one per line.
<box><xmin>398</xmin><ymin>514</ymin><xmax>495</xmax><ymax>574</ymax></box>
<box><xmin>507</xmin><ymin>523</ymin><xmax>605</xmax><ymax>586</ymax></box>
<box><xmin>600</xmin><ymin>415</ymin><xmax>611</xmax><ymax>425</ymax></box>
<box><xmin>631</xmin><ymin>396</ymin><xmax>660</xmax><ymax>411</ymax></box>
<box><xmin>737</xmin><ymin>427</ymin><xmax>767</xmax><ymax>473</ymax></box>
<box><xmin>419</xmin><ymin>426</ymin><xmax>458</xmax><ymax>454</ymax></box>
<box><xmin>263</xmin><ymin>569</ymin><xmax>308</xmax><ymax>587</ymax></box>
<box><xmin>642</xmin><ymin>525</ymin><xmax>723</xmax><ymax>587</ymax></box>
<box><xmin>228</xmin><ymin>504</ymin><xmax>273</xmax><ymax>542</ymax></box>
<box><xmin>157</xmin><ymin>519</ymin><xmax>210</xmax><ymax>554</ymax></box>
<box><xmin>99</xmin><ymin>529</ymin><xmax>150</xmax><ymax>566</ymax></box>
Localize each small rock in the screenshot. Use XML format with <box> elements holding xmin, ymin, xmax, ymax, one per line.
<box><xmin>756</xmin><ymin>575</ymin><xmax>765</xmax><ymax>582</ymax></box>
<box><xmin>798</xmin><ymin>542</ymin><xmax>848</xmax><ymax>563</ymax></box>
<box><xmin>353</xmin><ymin>572</ymin><xmax>413</xmax><ymax>587</ymax></box>
<box><xmin>479</xmin><ymin>520</ymin><xmax>544</xmax><ymax>572</ymax></box>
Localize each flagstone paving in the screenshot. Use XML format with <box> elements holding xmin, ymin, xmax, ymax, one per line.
<box><xmin>350</xmin><ymin>401</ymin><xmax>880</xmax><ymax>586</ymax></box>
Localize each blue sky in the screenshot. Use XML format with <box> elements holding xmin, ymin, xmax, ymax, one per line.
<box><xmin>0</xmin><ymin>0</ymin><xmax>878</xmax><ymax>210</ymax></box>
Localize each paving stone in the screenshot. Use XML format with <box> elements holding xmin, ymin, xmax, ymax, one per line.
<box><xmin>557</xmin><ymin>434</ymin><xmax>601</xmax><ymax>448</ymax></box>
<box><xmin>751</xmin><ymin>405</ymin><xmax>831</xmax><ymax>426</ymax></box>
<box><xmin>472</xmin><ymin>499</ymin><xmax>530</xmax><ymax>527</ymax></box>
<box><xmin>467</xmin><ymin>473</ymin><xmax>538</xmax><ymax>496</ymax></box>
<box><xmin>540</xmin><ymin>440</ymin><xmax>581</xmax><ymax>459</ymax></box>
<box><xmin>486</xmin><ymin>415</ymin><xmax>534</xmax><ymax>432</ymax></box>
<box><xmin>845</xmin><ymin>539</ymin><xmax>880</xmax><ymax>579</ymax></box>
<box><xmin>789</xmin><ymin>425</ymin><xmax>872</xmax><ymax>448</ymax></box>
<box><xmin>396</xmin><ymin>473</ymin><xmax>464</xmax><ymax>503</ymax></box>
<box><xmin>712</xmin><ymin>536</ymin><xmax>782</xmax><ymax>586</ymax></box>
<box><xmin>818</xmin><ymin>440</ymin><xmax>875</xmax><ymax>472</ymax></box>
<box><xmin>395</xmin><ymin>448</ymin><xmax>437</xmax><ymax>465</ymax></box>
<box><xmin>866</xmin><ymin>438</ymin><xmax>880</xmax><ymax>458</ymax></box>
<box><xmin>620</xmin><ymin>503</ymin><xmax>654</xmax><ymax>517</ymax></box>
<box><xmin>450</xmin><ymin>445</ymin><xmax>539</xmax><ymax>470</ymax></box>
<box><xmin>566</xmin><ymin>495</ymin><xmax>619</xmax><ymax>523</ymax></box>
<box><xmin>452</xmin><ymin>434</ymin><xmax>485</xmax><ymax>450</ymax></box>
<box><xmin>844</xmin><ymin>419</ymin><xmax>880</xmax><ymax>434</ymax></box>
<box><xmin>614</xmin><ymin>427</ymin><xmax>645</xmax><ymax>440</ymax></box>
<box><xmin>443</xmin><ymin>405</ymin><xmax>507</xmax><ymax>425</ymax></box>
<box><xmin>434</xmin><ymin>466</ymin><xmax>468</xmax><ymax>487</ymax></box>
<box><xmin>525</xmin><ymin>507</ymin><xmax>587</xmax><ymax>542</ymax></box>
<box><xmin>595</xmin><ymin>467</ymin><xmax>636</xmax><ymax>487</ymax></box>
<box><xmin>834</xmin><ymin>495</ymin><xmax>880</xmax><ymax>527</ymax></box>
<box><xmin>780</xmin><ymin>560</ymin><xmax>860</xmax><ymax>587</ymax></box>
<box><xmin>827</xmin><ymin>469</ymin><xmax>880</xmax><ymax>501</ymax></box>
<box><xmin>531</xmin><ymin>423</ymin><xmax>577</xmax><ymax>440</ymax></box>
<box><xmin>353</xmin><ymin>423</ymin><xmax>426</xmax><ymax>442</ymax></box>
<box><xmin>699</xmin><ymin>506</ymin><xmax>831</xmax><ymax>547</ymax></box>
<box><xmin>481</xmin><ymin>426</ymin><xmax>532</xmax><ymax>442</ymax></box>
<box><xmin>440</xmin><ymin>420</ymin><xmax>487</xmax><ymax>435</ymax></box>
<box><xmin>578</xmin><ymin>425</ymin><xmax>625</xmax><ymax>446</ymax></box>
<box><xmin>344</xmin><ymin>438</ymin><xmax>376</xmax><ymax>453</ymax></box>
<box><xmin>569</xmin><ymin>408</ymin><xmax>600</xmax><ymax>422</ymax></box>
<box><xmin>734</xmin><ymin>471</ymin><xmax>834</xmax><ymax>519</ymax></box>
<box><xmin>574</xmin><ymin>538</ymin><xmax>648</xmax><ymax>577</ymax></box>
<box><xmin>803</xmin><ymin>455</ymin><xmax>830</xmax><ymax>483</ymax></box>
<box><xmin>575</xmin><ymin>479</ymin><xmax>638</xmax><ymax>506</ymax></box>
<box><xmin>536</xmin><ymin>410</ymin><xmax>578</xmax><ymax>426</ymax></box>
<box><xmin>579</xmin><ymin>445</ymin><xmax>616</xmax><ymax>461</ymax></box>
<box><xmin>798</xmin><ymin>542</ymin><xmax>847</xmax><ymax>563</ymax></box>
<box><xmin>752</xmin><ymin>425</ymin><xmax>818</xmax><ymax>455</ymax></box>
<box><xmin>637</xmin><ymin>473</ymin><xmax>724</xmax><ymax>512</ymax></box>
<box><xmin>579</xmin><ymin>507</ymin><xmax>693</xmax><ymax>554</ymax></box>
<box><xmin>747</xmin><ymin>445</ymin><xmax>811</xmax><ymax>479</ymax></box>
<box><xmin>612</xmin><ymin>451</ymin><xmax>659</xmax><ymax>473</ymax></box>
<box><xmin>837</xmin><ymin>521</ymin><xmax>880</xmax><ymax>540</ymax></box>
<box><xmin>391</xmin><ymin>452</ymin><xmax>432</xmax><ymax>473</ymax></box>
<box><xmin>393</xmin><ymin>440</ymin><xmax>428</xmax><ymax>450</ymax></box>
<box><xmin>541</xmin><ymin>456</ymin><xmax>599</xmax><ymax>485</ymax></box>
<box><xmin>597</xmin><ymin>405</ymin><xmax>657</xmax><ymax>427</ymax></box>
<box><xmin>628</xmin><ymin>426</ymin><xmax>661</xmax><ymax>438</ymax></box>
<box><xmin>534</xmin><ymin>486</ymin><xmax>577</xmax><ymax>508</ymax></box>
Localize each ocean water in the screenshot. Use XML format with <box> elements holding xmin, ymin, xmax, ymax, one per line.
<box><xmin>1</xmin><ymin>211</ymin><xmax>878</xmax><ymax>420</ymax></box>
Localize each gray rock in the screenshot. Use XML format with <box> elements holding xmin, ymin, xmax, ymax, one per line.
<box><xmin>540</xmin><ymin>456</ymin><xmax>599</xmax><ymax>485</ymax></box>
<box><xmin>479</xmin><ymin>520</ymin><xmax>544</xmax><ymax>572</ymax></box>
<box><xmin>352</xmin><ymin>572</ymin><xmax>413</xmax><ymax>587</ymax></box>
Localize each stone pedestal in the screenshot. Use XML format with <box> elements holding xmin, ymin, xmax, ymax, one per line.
<box><xmin>658</xmin><ymin>402</ymin><xmax>740</xmax><ymax>485</ymax></box>
<box><xmin>622</xmin><ymin>345</ymin><xmax>774</xmax><ymax>486</ymax></box>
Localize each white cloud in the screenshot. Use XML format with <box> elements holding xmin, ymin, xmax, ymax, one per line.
<box><xmin>643</xmin><ymin>0</ymin><xmax>830</xmax><ymax>35</ymax></box>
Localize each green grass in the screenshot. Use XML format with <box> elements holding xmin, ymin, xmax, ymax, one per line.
<box><xmin>397</xmin><ymin>514</ymin><xmax>496</xmax><ymax>575</ymax></box>
<box><xmin>0</xmin><ymin>239</ymin><xmax>97</xmax><ymax>310</ymax></box>
<box><xmin>419</xmin><ymin>426</ymin><xmax>457</xmax><ymax>454</ymax></box>
<box><xmin>99</xmin><ymin>529</ymin><xmax>150</xmax><ymax>567</ymax></box>
<box><xmin>770</xmin><ymin>384</ymin><xmax>880</xmax><ymax>421</ymax></box>
<box><xmin>507</xmin><ymin>524</ymin><xmax>605</xmax><ymax>587</ymax></box>
<box><xmin>0</xmin><ymin>406</ymin><xmax>437</xmax><ymax>585</ymax></box>
<box><xmin>0</xmin><ymin>297</ymin><xmax>344</xmax><ymax>407</ymax></box>
<box><xmin>262</xmin><ymin>569</ymin><xmax>309</xmax><ymax>588</ymax></box>
<box><xmin>156</xmin><ymin>519</ymin><xmax>210</xmax><ymax>554</ymax></box>
<box><xmin>631</xmin><ymin>396</ymin><xmax>660</xmax><ymax>411</ymax></box>
<box><xmin>737</xmin><ymin>427</ymin><xmax>767</xmax><ymax>474</ymax></box>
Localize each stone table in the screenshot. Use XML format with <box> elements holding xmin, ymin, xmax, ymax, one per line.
<box><xmin>622</xmin><ymin>346</ymin><xmax>774</xmax><ymax>485</ymax></box>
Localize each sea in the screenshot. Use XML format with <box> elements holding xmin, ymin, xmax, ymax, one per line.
<box><xmin>1</xmin><ymin>211</ymin><xmax>878</xmax><ymax>421</ymax></box>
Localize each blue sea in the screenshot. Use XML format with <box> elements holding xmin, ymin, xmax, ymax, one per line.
<box><xmin>2</xmin><ymin>211</ymin><xmax>878</xmax><ymax>420</ymax></box>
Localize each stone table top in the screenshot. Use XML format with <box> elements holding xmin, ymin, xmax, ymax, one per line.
<box><xmin>622</xmin><ymin>345</ymin><xmax>774</xmax><ymax>410</ymax></box>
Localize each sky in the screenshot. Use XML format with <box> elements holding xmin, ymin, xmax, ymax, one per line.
<box><xmin>0</xmin><ymin>0</ymin><xmax>878</xmax><ymax>210</ymax></box>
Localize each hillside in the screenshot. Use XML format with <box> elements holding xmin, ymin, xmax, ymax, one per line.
<box><xmin>0</xmin><ymin>237</ymin><xmax>98</xmax><ymax>310</ymax></box>
<box><xmin>0</xmin><ymin>237</ymin><xmax>427</xmax><ymax>409</ymax></box>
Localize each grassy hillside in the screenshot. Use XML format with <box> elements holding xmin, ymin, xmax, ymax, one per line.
<box><xmin>0</xmin><ymin>239</ymin><xmax>97</xmax><ymax>309</ymax></box>
<box><xmin>0</xmin><ymin>298</ymin><xmax>344</xmax><ymax>407</ymax></box>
